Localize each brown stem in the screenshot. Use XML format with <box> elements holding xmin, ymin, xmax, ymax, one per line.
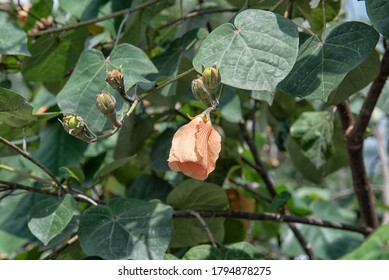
<box><xmin>336</xmin><ymin>46</ymin><xmax>389</xmax><ymax>231</ymax></box>
<box><xmin>173</xmin><ymin>210</ymin><xmax>371</xmax><ymax>235</ymax></box>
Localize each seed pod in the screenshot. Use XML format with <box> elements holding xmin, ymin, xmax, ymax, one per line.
<box><xmin>60</xmin><ymin>113</ymin><xmax>95</xmax><ymax>142</ymax></box>
<box><xmin>201</xmin><ymin>63</ymin><xmax>221</xmax><ymax>92</ymax></box>
<box><xmin>106</xmin><ymin>69</ymin><xmax>124</xmax><ymax>92</ymax></box>
<box><xmin>191</xmin><ymin>77</ymin><xmax>218</xmax><ymax>108</ymax></box>
<box><xmin>96</xmin><ymin>91</ymin><xmax>122</xmax><ymax>127</ymax></box>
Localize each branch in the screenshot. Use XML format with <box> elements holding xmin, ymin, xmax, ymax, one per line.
<box><xmin>0</xmin><ymin>136</ymin><xmax>62</xmax><ymax>188</ymax></box>
<box><xmin>173</xmin><ymin>210</ymin><xmax>372</xmax><ymax>235</ymax></box>
<box><xmin>189</xmin><ymin>210</ymin><xmax>217</xmax><ymax>247</ymax></box>
<box><xmin>28</xmin><ymin>0</ymin><xmax>162</xmax><ymax>37</ymax></box>
<box><xmin>336</xmin><ymin>46</ymin><xmax>389</xmax><ymax>230</ymax></box>
<box><xmin>156</xmin><ymin>8</ymin><xmax>238</xmax><ymax>31</ymax></box>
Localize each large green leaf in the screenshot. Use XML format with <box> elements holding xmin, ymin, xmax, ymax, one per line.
<box><xmin>0</xmin><ymin>87</ymin><xmax>36</xmax><ymax>127</ymax></box>
<box><xmin>27</xmin><ymin>194</ymin><xmax>76</xmax><ymax>246</ymax></box>
<box><xmin>78</xmin><ymin>198</ymin><xmax>173</xmax><ymax>260</ymax></box>
<box><xmin>167</xmin><ymin>179</ymin><xmax>228</xmax><ymax>247</ymax></box>
<box><xmin>366</xmin><ymin>0</ymin><xmax>389</xmax><ymax>39</ymax></box>
<box><xmin>149</xmin><ymin>128</ymin><xmax>175</xmax><ymax>172</ymax></box>
<box><xmin>278</xmin><ymin>21</ymin><xmax>379</xmax><ymax>101</ymax></box>
<box><xmin>31</xmin><ymin>120</ymin><xmax>89</xmax><ymax>176</ymax></box>
<box><xmin>22</xmin><ymin>28</ymin><xmax>89</xmax><ymax>82</ymax></box>
<box><xmin>57</xmin><ymin>44</ymin><xmax>157</xmax><ymax>132</ymax></box>
<box><xmin>289</xmin><ymin>111</ymin><xmax>334</xmax><ymax>170</ymax></box>
<box><xmin>0</xmin><ymin>22</ymin><xmax>30</xmax><ymax>56</ymax></box>
<box><xmin>341</xmin><ymin>224</ymin><xmax>389</xmax><ymax>260</ymax></box>
<box><xmin>326</xmin><ymin>50</ymin><xmax>380</xmax><ymax>105</ymax></box>
<box><xmin>182</xmin><ymin>242</ymin><xmax>263</xmax><ymax>260</ymax></box>
<box><xmin>193</xmin><ymin>9</ymin><xmax>299</xmax><ymax>92</ymax></box>
<box><xmin>128</xmin><ymin>174</ymin><xmax>172</xmax><ymax>202</ymax></box>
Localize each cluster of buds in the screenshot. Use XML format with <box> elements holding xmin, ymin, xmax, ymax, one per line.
<box><xmin>60</xmin><ymin>114</ymin><xmax>95</xmax><ymax>142</ymax></box>
<box><xmin>95</xmin><ymin>91</ymin><xmax>122</xmax><ymax>128</ymax></box>
<box><xmin>191</xmin><ymin>63</ymin><xmax>221</xmax><ymax>109</ymax></box>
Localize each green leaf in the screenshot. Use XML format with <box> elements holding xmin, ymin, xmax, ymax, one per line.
<box><xmin>183</xmin><ymin>242</ymin><xmax>263</xmax><ymax>260</ymax></box>
<box><xmin>114</xmin><ymin>114</ymin><xmax>154</xmax><ymax>159</ymax></box>
<box><xmin>296</xmin><ymin>0</ymin><xmax>341</xmax><ymax>33</ymax></box>
<box><xmin>366</xmin><ymin>0</ymin><xmax>389</xmax><ymax>39</ymax></box>
<box><xmin>149</xmin><ymin>128</ymin><xmax>175</xmax><ymax>172</ymax></box>
<box><xmin>94</xmin><ymin>156</ymin><xmax>134</xmax><ymax>178</ymax></box>
<box><xmin>269</xmin><ymin>191</ymin><xmax>291</xmax><ymax>212</ymax></box>
<box><xmin>326</xmin><ymin>50</ymin><xmax>380</xmax><ymax>105</ymax></box>
<box><xmin>341</xmin><ymin>224</ymin><xmax>389</xmax><ymax>260</ymax></box>
<box><xmin>219</xmin><ymin>86</ymin><xmax>243</xmax><ymax>123</ymax></box>
<box><xmin>167</xmin><ymin>179</ymin><xmax>228</xmax><ymax>210</ymax></box>
<box><xmin>128</xmin><ymin>174</ymin><xmax>172</xmax><ymax>202</ymax></box>
<box><xmin>57</xmin><ymin>44</ymin><xmax>157</xmax><ymax>132</ymax></box>
<box><xmin>286</xmin><ymin>115</ymin><xmax>348</xmax><ymax>183</ymax></box>
<box><xmin>193</xmin><ymin>9</ymin><xmax>299</xmax><ymax>92</ymax></box>
<box><xmin>31</xmin><ymin>120</ymin><xmax>89</xmax><ymax>176</ymax></box>
<box><xmin>22</xmin><ymin>28</ymin><xmax>89</xmax><ymax>82</ymax></box>
<box><xmin>281</xmin><ymin>200</ymin><xmax>363</xmax><ymax>259</ymax></box>
<box><xmin>27</xmin><ymin>194</ymin><xmax>76</xmax><ymax>246</ymax></box>
<box><xmin>60</xmin><ymin>166</ymin><xmax>85</xmax><ymax>185</ymax></box>
<box><xmin>0</xmin><ymin>22</ymin><xmax>30</xmax><ymax>56</ymax></box>
<box><xmin>58</xmin><ymin>0</ymin><xmax>91</xmax><ymax>19</ymax></box>
<box><xmin>0</xmin><ymin>87</ymin><xmax>36</xmax><ymax>127</ymax></box>
<box><xmin>167</xmin><ymin>179</ymin><xmax>228</xmax><ymax>247</ymax></box>
<box><xmin>78</xmin><ymin>198</ymin><xmax>173</xmax><ymax>260</ymax></box>
<box><xmin>289</xmin><ymin>111</ymin><xmax>334</xmax><ymax>169</ymax></box>
<box><xmin>278</xmin><ymin>22</ymin><xmax>379</xmax><ymax>101</ymax></box>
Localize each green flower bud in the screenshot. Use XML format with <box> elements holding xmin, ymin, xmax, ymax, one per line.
<box><xmin>201</xmin><ymin>63</ymin><xmax>221</xmax><ymax>92</ymax></box>
<box><xmin>191</xmin><ymin>77</ymin><xmax>218</xmax><ymax>108</ymax></box>
<box><xmin>60</xmin><ymin>113</ymin><xmax>95</xmax><ymax>142</ymax></box>
<box><xmin>96</xmin><ymin>91</ymin><xmax>122</xmax><ymax>127</ymax></box>
<box><xmin>106</xmin><ymin>69</ymin><xmax>124</xmax><ymax>91</ymax></box>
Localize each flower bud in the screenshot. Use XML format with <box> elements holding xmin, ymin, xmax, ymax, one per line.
<box><xmin>201</xmin><ymin>64</ymin><xmax>221</xmax><ymax>92</ymax></box>
<box><xmin>60</xmin><ymin>113</ymin><xmax>95</xmax><ymax>142</ymax></box>
<box><xmin>106</xmin><ymin>69</ymin><xmax>124</xmax><ymax>92</ymax></box>
<box><xmin>191</xmin><ymin>77</ymin><xmax>218</xmax><ymax>108</ymax></box>
<box><xmin>96</xmin><ymin>91</ymin><xmax>122</xmax><ymax>127</ymax></box>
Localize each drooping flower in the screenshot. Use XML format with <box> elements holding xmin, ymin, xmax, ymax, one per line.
<box><xmin>168</xmin><ymin>108</ymin><xmax>221</xmax><ymax>181</ymax></box>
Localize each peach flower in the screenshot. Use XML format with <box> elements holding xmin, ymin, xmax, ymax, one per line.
<box><xmin>168</xmin><ymin>109</ymin><xmax>221</xmax><ymax>180</ymax></box>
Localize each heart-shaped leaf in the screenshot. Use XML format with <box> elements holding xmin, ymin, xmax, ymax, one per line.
<box><xmin>27</xmin><ymin>194</ymin><xmax>76</xmax><ymax>246</ymax></box>
<box><xmin>193</xmin><ymin>9</ymin><xmax>299</xmax><ymax>92</ymax></box>
<box><xmin>57</xmin><ymin>43</ymin><xmax>157</xmax><ymax>132</ymax></box>
<box><xmin>78</xmin><ymin>198</ymin><xmax>172</xmax><ymax>260</ymax></box>
<box><xmin>0</xmin><ymin>87</ymin><xmax>36</xmax><ymax>128</ymax></box>
<box><xmin>366</xmin><ymin>0</ymin><xmax>389</xmax><ymax>39</ymax></box>
<box><xmin>278</xmin><ymin>21</ymin><xmax>379</xmax><ymax>101</ymax></box>
<box><xmin>0</xmin><ymin>22</ymin><xmax>30</xmax><ymax>56</ymax></box>
<box><xmin>289</xmin><ymin>111</ymin><xmax>334</xmax><ymax>170</ymax></box>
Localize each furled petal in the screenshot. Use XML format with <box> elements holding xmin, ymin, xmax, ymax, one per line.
<box><xmin>168</xmin><ymin>114</ymin><xmax>221</xmax><ymax>181</ymax></box>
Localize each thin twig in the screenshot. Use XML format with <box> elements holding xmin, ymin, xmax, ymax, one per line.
<box><xmin>28</xmin><ymin>0</ymin><xmax>162</xmax><ymax>37</ymax></box>
<box><xmin>270</xmin><ymin>0</ymin><xmax>287</xmax><ymax>12</ymax></box>
<box><xmin>44</xmin><ymin>235</ymin><xmax>79</xmax><ymax>260</ymax></box>
<box><xmin>284</xmin><ymin>0</ymin><xmax>294</xmax><ymax>19</ymax></box>
<box><xmin>0</xmin><ymin>136</ymin><xmax>62</xmax><ymax>188</ymax></box>
<box><xmin>0</xmin><ymin>164</ymin><xmax>53</xmax><ymax>185</ymax></box>
<box><xmin>287</xmin><ymin>223</ymin><xmax>315</xmax><ymax>260</ymax></box>
<box><xmin>173</xmin><ymin>210</ymin><xmax>372</xmax><ymax>235</ymax></box>
<box><xmin>189</xmin><ymin>210</ymin><xmax>217</xmax><ymax>247</ymax></box>
<box><xmin>229</xmin><ymin>179</ymin><xmax>272</xmax><ymax>203</ymax></box>
<box><xmin>114</xmin><ymin>12</ymin><xmax>130</xmax><ymax>47</ymax></box>
<box><xmin>322</xmin><ymin>0</ymin><xmax>326</xmax><ymax>31</ymax></box>
<box><xmin>156</xmin><ymin>8</ymin><xmax>238</xmax><ymax>31</ymax></box>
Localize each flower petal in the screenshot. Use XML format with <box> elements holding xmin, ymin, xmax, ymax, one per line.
<box><xmin>195</xmin><ymin>121</ymin><xmax>221</xmax><ymax>177</ymax></box>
